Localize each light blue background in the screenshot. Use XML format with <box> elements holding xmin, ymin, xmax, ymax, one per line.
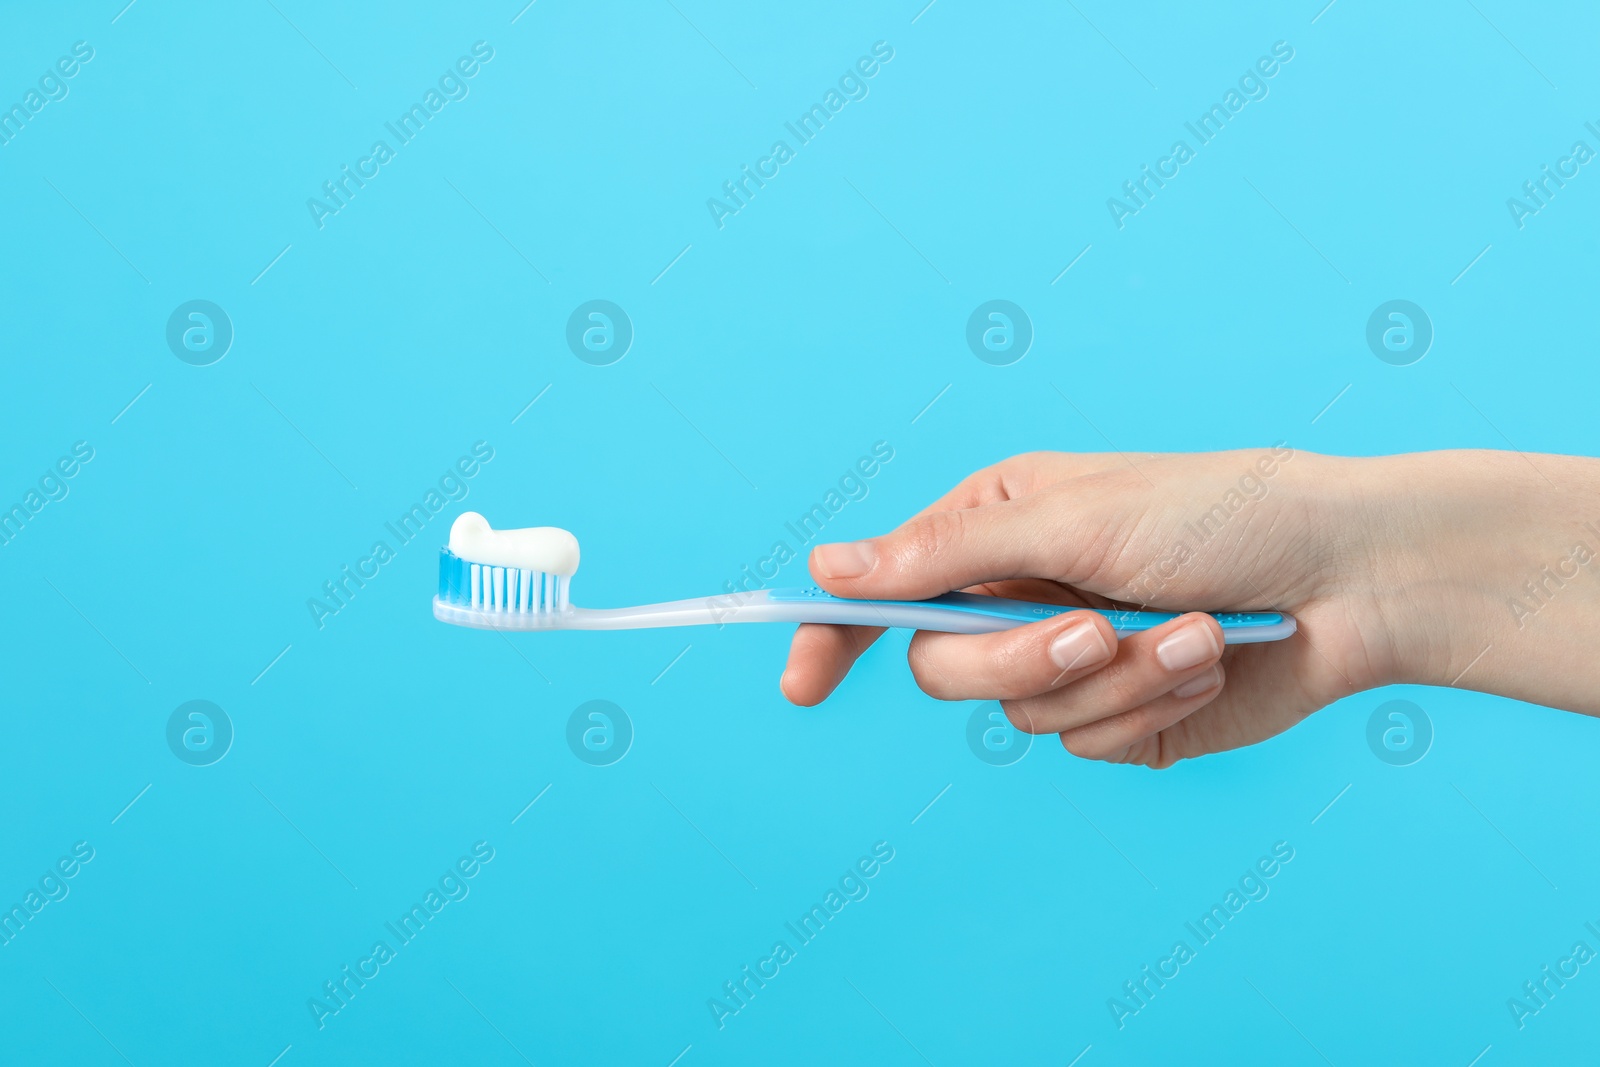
<box><xmin>2</xmin><ymin>0</ymin><xmax>1597</xmax><ymax>1063</ymax></box>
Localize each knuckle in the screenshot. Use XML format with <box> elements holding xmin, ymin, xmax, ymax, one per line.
<box><xmin>906</xmin><ymin>640</ymin><xmax>954</xmax><ymax>700</ymax></box>
<box><xmin>1059</xmin><ymin>730</ymin><xmax>1107</xmax><ymax>760</ymax></box>
<box><xmin>901</xmin><ymin>508</ymin><xmax>967</xmax><ymax>566</ymax></box>
<box><xmin>988</xmin><ymin>635</ymin><xmax>1044</xmax><ymax>693</ymax></box>
<box><xmin>1122</xmin><ymin>736</ymin><xmax>1165</xmax><ymax>768</ymax></box>
<box><xmin>1086</xmin><ymin>673</ymin><xmax>1142</xmax><ymax>715</ymax></box>
<box><xmin>1035</xmin><ymin>686</ymin><xmax>1095</xmax><ymax>731</ymax></box>
<box><xmin>950</xmin><ymin>467</ymin><xmax>998</xmax><ymax>506</ymax></box>
<box><xmin>1000</xmin><ymin>699</ymin><xmax>1044</xmax><ymax>734</ymax></box>
<box><xmin>1139</xmin><ymin>740</ymin><xmax>1180</xmax><ymax>769</ymax></box>
<box><xmin>986</xmin><ymin>453</ymin><xmax>1047</xmax><ymax>497</ymax></box>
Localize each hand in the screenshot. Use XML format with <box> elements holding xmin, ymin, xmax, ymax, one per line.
<box><xmin>779</xmin><ymin>448</ymin><xmax>1600</xmax><ymax>766</ymax></box>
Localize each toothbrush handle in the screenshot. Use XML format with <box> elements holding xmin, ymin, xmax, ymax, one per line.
<box><xmin>433</xmin><ymin>588</ymin><xmax>1297</xmax><ymax>643</ymax></box>
<box><xmin>756</xmin><ymin>587</ymin><xmax>1295</xmax><ymax>643</ymax></box>
<box><xmin>511</xmin><ymin>587</ymin><xmax>1297</xmax><ymax>643</ymax></box>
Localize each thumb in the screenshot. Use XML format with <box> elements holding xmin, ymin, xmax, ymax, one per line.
<box><xmin>809</xmin><ymin>497</ymin><xmax>1067</xmax><ymax>601</ymax></box>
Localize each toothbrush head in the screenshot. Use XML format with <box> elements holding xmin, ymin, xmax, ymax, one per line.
<box><xmin>437</xmin><ymin>512</ymin><xmax>580</xmax><ymax>616</ymax></box>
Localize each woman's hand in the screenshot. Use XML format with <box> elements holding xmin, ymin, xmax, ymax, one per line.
<box><xmin>779</xmin><ymin>448</ymin><xmax>1600</xmax><ymax>767</ymax></box>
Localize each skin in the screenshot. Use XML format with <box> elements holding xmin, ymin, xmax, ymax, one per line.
<box><xmin>779</xmin><ymin>448</ymin><xmax>1600</xmax><ymax>767</ymax></box>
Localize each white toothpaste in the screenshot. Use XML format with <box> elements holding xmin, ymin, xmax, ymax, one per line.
<box><xmin>448</xmin><ymin>512</ymin><xmax>580</xmax><ymax>576</ymax></box>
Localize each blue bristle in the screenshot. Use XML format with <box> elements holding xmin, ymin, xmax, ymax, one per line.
<box><xmin>439</xmin><ymin>549</ymin><xmax>468</xmax><ymax>605</ymax></box>
<box><xmin>438</xmin><ymin>548</ymin><xmax>570</xmax><ymax>613</ymax></box>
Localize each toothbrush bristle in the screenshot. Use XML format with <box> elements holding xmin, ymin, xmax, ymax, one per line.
<box><xmin>438</xmin><ymin>548</ymin><xmax>569</xmax><ymax>613</ymax></box>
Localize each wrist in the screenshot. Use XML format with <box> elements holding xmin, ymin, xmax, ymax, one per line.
<box><xmin>1330</xmin><ymin>451</ymin><xmax>1600</xmax><ymax>708</ymax></box>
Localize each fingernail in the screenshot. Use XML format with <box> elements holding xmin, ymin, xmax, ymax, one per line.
<box><xmin>814</xmin><ymin>541</ymin><xmax>876</xmax><ymax>579</ymax></box>
<box><xmin>1156</xmin><ymin>622</ymin><xmax>1219</xmax><ymax>672</ymax></box>
<box><xmin>1049</xmin><ymin>619</ymin><xmax>1111</xmax><ymax>672</ymax></box>
<box><xmin>1172</xmin><ymin>664</ymin><xmax>1223</xmax><ymax>698</ymax></box>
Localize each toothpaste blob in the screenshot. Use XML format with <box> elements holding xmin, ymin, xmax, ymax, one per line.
<box><xmin>448</xmin><ymin>512</ymin><xmax>580</xmax><ymax>576</ymax></box>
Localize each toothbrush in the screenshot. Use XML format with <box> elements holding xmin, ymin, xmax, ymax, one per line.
<box><xmin>433</xmin><ymin>514</ymin><xmax>1297</xmax><ymax>643</ymax></box>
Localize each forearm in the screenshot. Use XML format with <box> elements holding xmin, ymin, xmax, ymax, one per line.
<box><xmin>1328</xmin><ymin>450</ymin><xmax>1600</xmax><ymax>713</ymax></box>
